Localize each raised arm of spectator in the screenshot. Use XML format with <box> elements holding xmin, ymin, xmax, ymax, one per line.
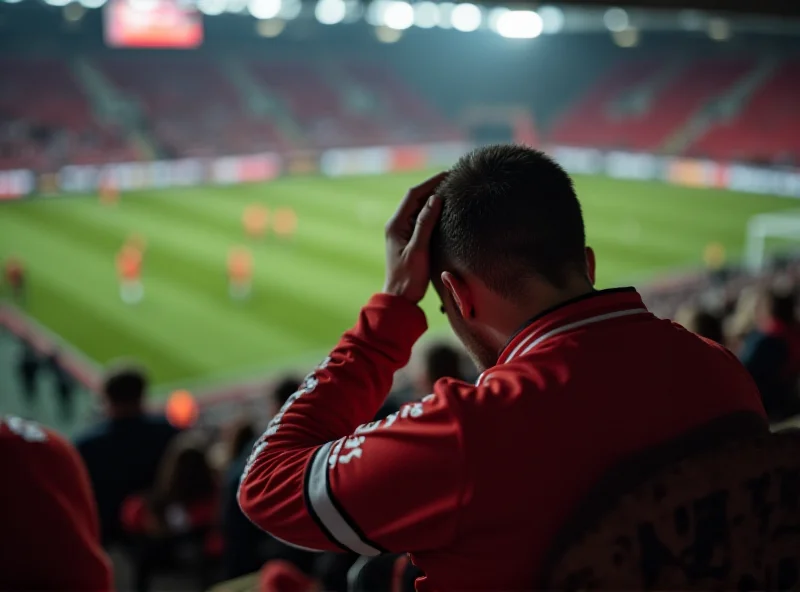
<box><xmin>238</xmin><ymin>294</ymin><xmax>467</xmax><ymax>554</ymax></box>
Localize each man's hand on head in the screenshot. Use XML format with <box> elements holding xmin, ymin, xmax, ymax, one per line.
<box><xmin>382</xmin><ymin>172</ymin><xmax>447</xmax><ymax>305</ymax></box>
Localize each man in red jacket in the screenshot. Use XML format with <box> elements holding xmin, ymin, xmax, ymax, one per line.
<box><xmin>0</xmin><ymin>416</ymin><xmax>112</xmax><ymax>591</ymax></box>
<box><xmin>238</xmin><ymin>145</ymin><xmax>766</xmax><ymax>591</ymax></box>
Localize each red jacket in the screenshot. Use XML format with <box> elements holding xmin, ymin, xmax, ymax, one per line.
<box><xmin>0</xmin><ymin>417</ymin><xmax>112</xmax><ymax>591</ymax></box>
<box><xmin>238</xmin><ymin>289</ymin><xmax>766</xmax><ymax>591</ymax></box>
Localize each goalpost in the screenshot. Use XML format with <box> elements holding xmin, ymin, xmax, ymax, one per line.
<box><xmin>745</xmin><ymin>210</ymin><xmax>800</xmax><ymax>271</ymax></box>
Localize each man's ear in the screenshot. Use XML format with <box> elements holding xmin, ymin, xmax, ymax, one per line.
<box><xmin>441</xmin><ymin>271</ymin><xmax>472</xmax><ymax>319</ymax></box>
<box><xmin>585</xmin><ymin>246</ymin><xmax>596</xmax><ymax>286</ymax></box>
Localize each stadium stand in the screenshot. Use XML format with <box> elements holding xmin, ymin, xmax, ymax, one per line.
<box><xmin>97</xmin><ymin>56</ymin><xmax>290</xmax><ymax>157</ymax></box>
<box><xmin>688</xmin><ymin>59</ymin><xmax>800</xmax><ymax>164</ymax></box>
<box><xmin>549</xmin><ymin>57</ymin><xmax>756</xmax><ymax>152</ymax></box>
<box><xmin>0</xmin><ymin>58</ymin><xmax>138</xmax><ymax>170</ymax></box>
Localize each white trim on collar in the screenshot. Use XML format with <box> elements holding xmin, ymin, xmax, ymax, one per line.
<box><xmin>477</xmin><ymin>308</ymin><xmax>649</xmax><ymax>386</ymax></box>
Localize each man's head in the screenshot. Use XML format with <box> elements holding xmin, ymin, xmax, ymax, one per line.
<box><xmin>101</xmin><ymin>363</ymin><xmax>148</xmax><ymax>418</ymax></box>
<box><xmin>430</xmin><ymin>144</ymin><xmax>595</xmax><ymax>371</ymax></box>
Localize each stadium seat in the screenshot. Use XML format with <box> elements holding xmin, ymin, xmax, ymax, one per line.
<box><xmin>540</xmin><ymin>413</ymin><xmax>800</xmax><ymax>590</ymax></box>
<box><xmin>688</xmin><ymin>60</ymin><xmax>800</xmax><ymax>163</ymax></box>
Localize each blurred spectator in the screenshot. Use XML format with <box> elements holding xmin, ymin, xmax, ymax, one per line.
<box><xmin>16</xmin><ymin>339</ymin><xmax>40</xmax><ymax>408</ymax></box>
<box><xmin>75</xmin><ymin>362</ymin><xmax>181</xmax><ymax>544</ymax></box>
<box><xmin>122</xmin><ymin>432</ymin><xmax>220</xmax><ymax>592</ymax></box>
<box><xmin>416</xmin><ymin>342</ymin><xmax>467</xmax><ymax>394</ymax></box>
<box><xmin>45</xmin><ymin>348</ymin><xmax>77</xmax><ymax>421</ymax></box>
<box><xmin>740</xmin><ymin>283</ymin><xmax>800</xmax><ymax>421</ymax></box>
<box><xmin>675</xmin><ymin>305</ymin><xmax>724</xmax><ymax>345</ymax></box>
<box><xmin>0</xmin><ymin>416</ymin><xmax>112</xmax><ymax>591</ymax></box>
<box><xmin>221</xmin><ymin>376</ymin><xmax>303</xmax><ymax>580</ymax></box>
<box><xmin>724</xmin><ymin>285</ymin><xmax>763</xmax><ymax>352</ymax></box>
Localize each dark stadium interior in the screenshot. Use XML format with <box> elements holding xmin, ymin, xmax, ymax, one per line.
<box><xmin>2</xmin><ymin>0</ymin><xmax>800</xmax><ymax>590</ymax></box>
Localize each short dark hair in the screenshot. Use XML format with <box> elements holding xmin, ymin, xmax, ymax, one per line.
<box><xmin>273</xmin><ymin>376</ymin><xmax>302</xmax><ymax>408</ymax></box>
<box><xmin>424</xmin><ymin>343</ymin><xmax>463</xmax><ymax>383</ymax></box>
<box><xmin>432</xmin><ymin>144</ymin><xmax>586</xmax><ymax>296</ymax></box>
<box><xmin>102</xmin><ymin>363</ymin><xmax>148</xmax><ymax>406</ymax></box>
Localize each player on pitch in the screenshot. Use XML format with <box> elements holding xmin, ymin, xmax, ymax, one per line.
<box><xmin>243</xmin><ymin>204</ymin><xmax>269</xmax><ymax>240</ymax></box>
<box><xmin>227</xmin><ymin>246</ymin><xmax>254</xmax><ymax>301</ymax></box>
<box><xmin>117</xmin><ymin>243</ymin><xmax>143</xmax><ymax>305</ymax></box>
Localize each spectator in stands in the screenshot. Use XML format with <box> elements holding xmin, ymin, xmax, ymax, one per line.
<box><xmin>221</xmin><ymin>376</ymin><xmax>306</xmax><ymax>580</ymax></box>
<box><xmin>0</xmin><ymin>416</ymin><xmax>112</xmax><ymax>591</ymax></box>
<box><xmin>675</xmin><ymin>305</ymin><xmax>724</xmax><ymax>345</ymax></box>
<box><xmin>724</xmin><ymin>285</ymin><xmax>763</xmax><ymax>352</ymax></box>
<box><xmin>415</xmin><ymin>342</ymin><xmax>468</xmax><ymax>395</ymax></box>
<box><xmin>122</xmin><ymin>432</ymin><xmax>220</xmax><ymax>592</ymax></box>
<box><xmin>740</xmin><ymin>282</ymin><xmax>800</xmax><ymax>421</ymax></box>
<box><xmin>238</xmin><ymin>146</ymin><xmax>766</xmax><ymax>591</ymax></box>
<box><xmin>45</xmin><ymin>348</ymin><xmax>77</xmax><ymax>422</ymax></box>
<box><xmin>75</xmin><ymin>362</ymin><xmax>181</xmax><ymax>544</ymax></box>
<box><xmin>16</xmin><ymin>339</ymin><xmax>40</xmax><ymax>408</ymax></box>
<box><xmin>121</xmin><ymin>433</ymin><xmax>219</xmax><ymax>539</ymax></box>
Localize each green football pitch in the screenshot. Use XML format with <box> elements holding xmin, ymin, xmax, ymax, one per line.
<box><xmin>0</xmin><ymin>171</ymin><xmax>796</xmax><ymax>390</ymax></box>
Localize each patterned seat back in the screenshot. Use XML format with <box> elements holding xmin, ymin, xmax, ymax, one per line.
<box><xmin>543</xmin><ymin>416</ymin><xmax>800</xmax><ymax>590</ymax></box>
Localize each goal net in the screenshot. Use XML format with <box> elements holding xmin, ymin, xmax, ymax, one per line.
<box><xmin>745</xmin><ymin>210</ymin><xmax>800</xmax><ymax>271</ymax></box>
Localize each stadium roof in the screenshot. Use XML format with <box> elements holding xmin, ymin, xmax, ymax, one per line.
<box><xmin>548</xmin><ymin>0</ymin><xmax>799</xmax><ymax>18</ymax></box>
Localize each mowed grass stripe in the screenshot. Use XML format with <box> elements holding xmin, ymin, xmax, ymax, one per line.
<box><xmin>132</xmin><ymin>185</ymin><xmax>388</xmax><ymax>278</ymax></box>
<box><xmin>18</xmin><ymin>197</ymin><xmax>372</xmax><ymax>335</ymax></box>
<box><xmin>3</xmin><ymin>211</ymin><xmax>344</xmax><ymax>381</ymax></box>
<box><xmin>1</xmin><ymin>214</ymin><xmax>224</xmax><ymax>374</ymax></box>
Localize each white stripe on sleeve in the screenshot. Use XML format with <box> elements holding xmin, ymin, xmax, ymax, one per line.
<box><xmin>306</xmin><ymin>440</ymin><xmax>382</xmax><ymax>557</ymax></box>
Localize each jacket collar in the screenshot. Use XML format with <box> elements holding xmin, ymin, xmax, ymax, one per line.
<box><xmin>497</xmin><ymin>287</ymin><xmax>649</xmax><ymax>365</ymax></box>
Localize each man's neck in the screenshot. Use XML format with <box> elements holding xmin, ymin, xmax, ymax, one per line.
<box><xmin>498</xmin><ymin>279</ymin><xmax>595</xmax><ymax>343</ymax></box>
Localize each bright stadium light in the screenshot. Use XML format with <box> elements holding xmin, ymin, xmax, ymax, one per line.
<box><xmin>488</xmin><ymin>7</ymin><xmax>508</xmax><ymax>31</ymax></box>
<box><xmin>366</xmin><ymin>0</ymin><xmax>388</xmax><ymax>25</ymax></box>
<box><xmin>375</xmin><ymin>24</ymin><xmax>402</xmax><ymax>42</ymax></box>
<box><xmin>413</xmin><ymin>1</ymin><xmax>439</xmax><ymax>29</ymax></box>
<box><xmin>496</xmin><ymin>10</ymin><xmax>542</xmax><ymax>38</ymax></box>
<box><xmin>437</xmin><ymin>1</ymin><xmax>454</xmax><ymax>28</ymax></box>
<box><xmin>277</xmin><ymin>0</ymin><xmax>300</xmax><ymax>18</ymax></box>
<box><xmin>248</xmin><ymin>0</ymin><xmax>281</xmax><ymax>20</ymax></box>
<box><xmin>79</xmin><ymin>0</ymin><xmax>107</xmax><ymax>8</ymax></box>
<box><xmin>451</xmin><ymin>2</ymin><xmax>480</xmax><ymax>32</ymax></box>
<box><xmin>198</xmin><ymin>0</ymin><xmax>226</xmax><ymax>15</ymax></box>
<box><xmin>384</xmin><ymin>1</ymin><xmax>413</xmax><ymax>30</ymax></box>
<box><xmin>4</xmin><ymin>0</ymin><xmax>23</xmax><ymax>4</ymax></box>
<box><xmin>538</xmin><ymin>5</ymin><xmax>564</xmax><ymax>33</ymax></box>
<box><xmin>315</xmin><ymin>0</ymin><xmax>346</xmax><ymax>24</ymax></box>
<box><xmin>603</xmin><ymin>7</ymin><xmax>629</xmax><ymax>32</ymax></box>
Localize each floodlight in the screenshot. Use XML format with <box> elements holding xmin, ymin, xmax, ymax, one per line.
<box><xmin>603</xmin><ymin>7</ymin><xmax>629</xmax><ymax>32</ymax></box>
<box><xmin>315</xmin><ymin>0</ymin><xmax>345</xmax><ymax>24</ymax></box>
<box><xmin>451</xmin><ymin>2</ymin><xmax>480</xmax><ymax>32</ymax></box>
<box><xmin>413</xmin><ymin>1</ymin><xmax>439</xmax><ymax>29</ymax></box>
<box><xmin>538</xmin><ymin>5</ymin><xmax>564</xmax><ymax>34</ymax></box>
<box><xmin>248</xmin><ymin>0</ymin><xmax>281</xmax><ymax>20</ymax></box>
<box><xmin>496</xmin><ymin>10</ymin><xmax>542</xmax><ymax>38</ymax></box>
<box><xmin>384</xmin><ymin>0</ymin><xmax>413</xmax><ymax>30</ymax></box>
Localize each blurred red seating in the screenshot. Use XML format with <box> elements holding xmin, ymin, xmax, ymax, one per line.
<box><xmin>687</xmin><ymin>60</ymin><xmax>800</xmax><ymax>163</ymax></box>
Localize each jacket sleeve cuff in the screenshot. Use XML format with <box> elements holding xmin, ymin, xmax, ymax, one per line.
<box><xmin>358</xmin><ymin>293</ymin><xmax>428</xmax><ymax>352</ymax></box>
